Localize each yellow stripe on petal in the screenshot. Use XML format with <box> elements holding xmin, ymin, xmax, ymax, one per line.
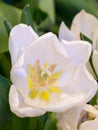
<box><xmin>27</xmin><ymin>77</ymin><xmax>33</xmax><ymax>90</ymax></box>
<box><xmin>49</xmin><ymin>86</ymin><xmax>62</xmax><ymax>93</ymax></box>
<box><xmin>29</xmin><ymin>89</ymin><xmax>38</xmax><ymax>99</ymax></box>
<box><xmin>39</xmin><ymin>90</ymin><xmax>50</xmax><ymax>101</ymax></box>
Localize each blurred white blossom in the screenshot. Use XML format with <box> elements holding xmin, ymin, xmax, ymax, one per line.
<box><xmin>56</xmin><ymin>104</ymin><xmax>98</xmax><ymax>130</ymax></box>
<box><xmin>59</xmin><ymin>10</ymin><xmax>98</xmax><ymax>79</ymax></box>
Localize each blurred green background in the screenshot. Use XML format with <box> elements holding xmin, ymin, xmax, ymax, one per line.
<box><xmin>0</xmin><ymin>0</ymin><xmax>98</xmax><ymax>130</ymax></box>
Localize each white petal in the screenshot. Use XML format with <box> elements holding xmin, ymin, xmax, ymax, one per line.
<box><xmin>57</xmin><ymin>105</ymin><xmax>98</xmax><ymax>130</ymax></box>
<box><xmin>92</xmin><ymin>50</ymin><xmax>98</xmax><ymax>76</ymax></box>
<box><xmin>59</xmin><ymin>22</ymin><xmax>76</xmax><ymax>41</ymax></box>
<box><xmin>84</xmin><ymin>104</ymin><xmax>98</xmax><ymax>116</ymax></box>
<box><xmin>80</xmin><ymin>116</ymin><xmax>98</xmax><ymax>130</ymax></box>
<box><xmin>71</xmin><ymin>10</ymin><xmax>98</xmax><ymax>39</ymax></box>
<box><xmin>9</xmin><ymin>24</ymin><xmax>38</xmax><ymax>65</ymax></box>
<box><xmin>23</xmin><ymin>32</ymin><xmax>68</xmax><ymax>67</ymax></box>
<box><xmin>62</xmin><ymin>66</ymin><xmax>98</xmax><ymax>105</ymax></box>
<box><xmin>11</xmin><ymin>67</ymin><xmax>28</xmax><ymax>95</ymax></box>
<box><xmin>56</xmin><ymin>106</ymin><xmax>83</xmax><ymax>130</ymax></box>
<box><xmin>23</xmin><ymin>66</ymin><xmax>98</xmax><ymax>112</ymax></box>
<box><xmin>74</xmin><ymin>66</ymin><xmax>98</xmax><ymax>103</ymax></box>
<box><xmin>9</xmin><ymin>85</ymin><xmax>45</xmax><ymax>117</ymax></box>
<box><xmin>61</xmin><ymin>40</ymin><xmax>92</xmax><ymax>66</ymax></box>
<box><xmin>24</xmin><ymin>93</ymin><xmax>81</xmax><ymax>113</ymax></box>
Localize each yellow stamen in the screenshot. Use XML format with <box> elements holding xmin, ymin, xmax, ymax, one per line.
<box><xmin>39</xmin><ymin>90</ymin><xmax>50</xmax><ymax>101</ymax></box>
<box><xmin>49</xmin><ymin>86</ymin><xmax>62</xmax><ymax>93</ymax></box>
<box><xmin>50</xmin><ymin>71</ymin><xmax>61</xmax><ymax>79</ymax></box>
<box><xmin>29</xmin><ymin>89</ymin><xmax>38</xmax><ymax>99</ymax></box>
<box><xmin>27</xmin><ymin>77</ymin><xmax>33</xmax><ymax>90</ymax></box>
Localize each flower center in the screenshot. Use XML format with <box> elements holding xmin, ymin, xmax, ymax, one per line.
<box><xmin>27</xmin><ymin>60</ymin><xmax>62</xmax><ymax>101</ymax></box>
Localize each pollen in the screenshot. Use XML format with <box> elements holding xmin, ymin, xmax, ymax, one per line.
<box><xmin>29</xmin><ymin>89</ymin><xmax>38</xmax><ymax>99</ymax></box>
<box><xmin>49</xmin><ymin>86</ymin><xmax>62</xmax><ymax>93</ymax></box>
<box><xmin>39</xmin><ymin>90</ymin><xmax>50</xmax><ymax>101</ymax></box>
<box><xmin>49</xmin><ymin>71</ymin><xmax>62</xmax><ymax>79</ymax></box>
<box><xmin>27</xmin><ymin>77</ymin><xmax>33</xmax><ymax>90</ymax></box>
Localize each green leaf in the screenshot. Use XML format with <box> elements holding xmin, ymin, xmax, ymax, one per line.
<box><xmin>0</xmin><ymin>75</ymin><xmax>11</xmax><ymax>129</ymax></box>
<box><xmin>4</xmin><ymin>19</ymin><xmax>12</xmax><ymax>36</ymax></box>
<box><xmin>20</xmin><ymin>4</ymin><xmax>34</xmax><ymax>28</ymax></box>
<box><xmin>43</xmin><ymin>113</ymin><xmax>57</xmax><ymax>130</ymax></box>
<box><xmin>90</xmin><ymin>92</ymin><xmax>98</xmax><ymax>105</ymax></box>
<box><xmin>38</xmin><ymin>16</ymin><xmax>53</xmax><ymax>30</ymax></box>
<box><xmin>38</xmin><ymin>0</ymin><xmax>55</xmax><ymax>30</ymax></box>
<box><xmin>38</xmin><ymin>0</ymin><xmax>55</xmax><ymax>23</ymax></box>
<box><xmin>0</xmin><ymin>1</ymin><xmax>21</xmax><ymax>54</ymax></box>
<box><xmin>29</xmin><ymin>117</ymin><xmax>38</xmax><ymax>130</ymax></box>
<box><xmin>36</xmin><ymin>113</ymin><xmax>48</xmax><ymax>130</ymax></box>
<box><xmin>21</xmin><ymin>0</ymin><xmax>39</xmax><ymax>13</ymax></box>
<box><xmin>28</xmin><ymin>113</ymin><xmax>48</xmax><ymax>130</ymax></box>
<box><xmin>21</xmin><ymin>0</ymin><xmax>55</xmax><ymax>31</ymax></box>
<box><xmin>55</xmin><ymin>0</ymin><xmax>98</xmax><ymax>27</ymax></box>
<box><xmin>12</xmin><ymin>114</ymin><xmax>29</xmax><ymax>130</ymax></box>
<box><xmin>0</xmin><ymin>52</ymin><xmax>11</xmax><ymax>78</ymax></box>
<box><xmin>80</xmin><ymin>32</ymin><xmax>92</xmax><ymax>44</ymax></box>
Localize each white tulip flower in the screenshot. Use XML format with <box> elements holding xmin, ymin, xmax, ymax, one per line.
<box><xmin>9</xmin><ymin>24</ymin><xmax>97</xmax><ymax>117</ymax></box>
<box><xmin>57</xmin><ymin>104</ymin><xmax>98</xmax><ymax>130</ymax></box>
<box><xmin>59</xmin><ymin>10</ymin><xmax>98</xmax><ymax>79</ymax></box>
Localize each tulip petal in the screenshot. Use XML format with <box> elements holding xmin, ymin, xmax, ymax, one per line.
<box><xmin>11</xmin><ymin>67</ymin><xmax>28</xmax><ymax>95</ymax></box>
<box><xmin>61</xmin><ymin>40</ymin><xmax>92</xmax><ymax>66</ymax></box>
<box><xmin>75</xmin><ymin>66</ymin><xmax>97</xmax><ymax>102</ymax></box>
<box><xmin>56</xmin><ymin>106</ymin><xmax>83</xmax><ymax>130</ymax></box>
<box><xmin>57</xmin><ymin>105</ymin><xmax>98</xmax><ymax>130</ymax></box>
<box><xmin>23</xmin><ymin>32</ymin><xmax>68</xmax><ymax>66</ymax></box>
<box><xmin>9</xmin><ymin>24</ymin><xmax>38</xmax><ymax>65</ymax></box>
<box><xmin>9</xmin><ymin>85</ymin><xmax>45</xmax><ymax>117</ymax></box>
<box><xmin>84</xmin><ymin>104</ymin><xmax>98</xmax><ymax>116</ymax></box>
<box><xmin>59</xmin><ymin>22</ymin><xmax>76</xmax><ymax>41</ymax></box>
<box><xmin>71</xmin><ymin>10</ymin><xmax>98</xmax><ymax>39</ymax></box>
<box><xmin>80</xmin><ymin>116</ymin><xmax>98</xmax><ymax>130</ymax></box>
<box><xmin>61</xmin><ymin>66</ymin><xmax>98</xmax><ymax>105</ymax></box>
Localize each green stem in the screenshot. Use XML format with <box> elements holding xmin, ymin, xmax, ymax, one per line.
<box><xmin>28</xmin><ymin>117</ymin><xmax>38</xmax><ymax>130</ymax></box>
<box><xmin>12</xmin><ymin>114</ymin><xmax>29</xmax><ymax>130</ymax></box>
